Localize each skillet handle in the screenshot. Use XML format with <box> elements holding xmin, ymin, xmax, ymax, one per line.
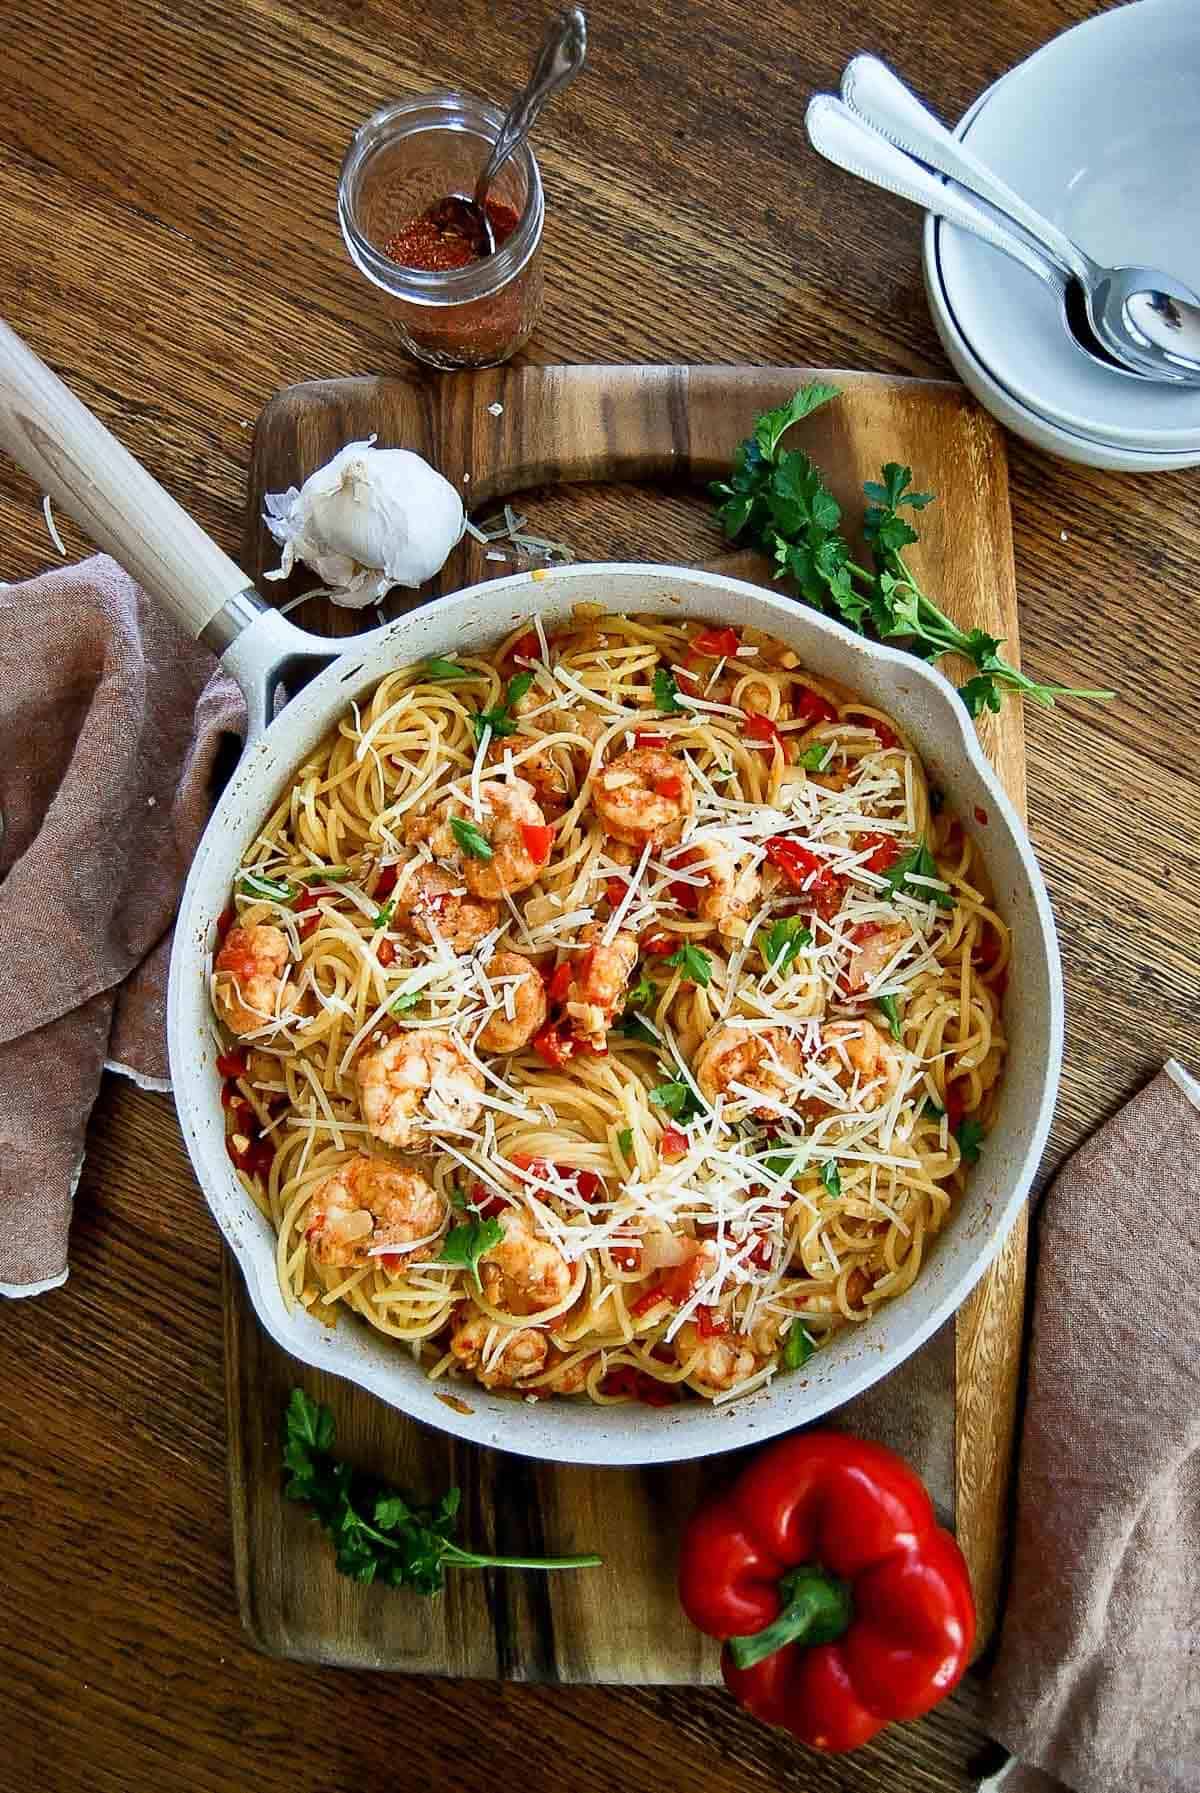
<box><xmin>0</xmin><ymin>320</ymin><xmax>256</xmax><ymax>641</ymax></box>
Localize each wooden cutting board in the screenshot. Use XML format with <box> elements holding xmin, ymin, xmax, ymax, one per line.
<box><xmin>227</xmin><ymin>364</ymin><xmax>1026</xmax><ymax>1681</ymax></box>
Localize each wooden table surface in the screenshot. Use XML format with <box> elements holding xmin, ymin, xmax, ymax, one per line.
<box><xmin>2</xmin><ymin>2</ymin><xmax>1197</xmax><ymax>1789</ymax></box>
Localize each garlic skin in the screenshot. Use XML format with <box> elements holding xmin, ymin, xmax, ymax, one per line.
<box><xmin>263</xmin><ymin>437</ymin><xmax>464</xmax><ymax>607</ymax></box>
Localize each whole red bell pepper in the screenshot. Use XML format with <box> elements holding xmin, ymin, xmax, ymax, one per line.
<box><xmin>677</xmin><ymin>1431</ymin><xmax>974</xmax><ymax>1754</ymax></box>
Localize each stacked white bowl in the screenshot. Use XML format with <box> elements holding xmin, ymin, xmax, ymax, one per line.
<box><xmin>921</xmin><ymin>0</ymin><xmax>1200</xmax><ymax>471</ymax></box>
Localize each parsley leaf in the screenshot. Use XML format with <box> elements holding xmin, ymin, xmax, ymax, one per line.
<box><xmin>450</xmin><ymin>817</ymin><xmax>494</xmax><ymax>861</ymax></box>
<box><xmin>617</xmin><ymin>1008</ymin><xmax>659</xmax><ymax>1045</ymax></box>
<box><xmin>626</xmin><ymin>974</ymin><xmax>656</xmax><ymax>1009</ymax></box>
<box><xmin>665</xmin><ymin>942</ymin><xmax>712</xmax><ymax>987</ymax></box>
<box><xmin>423</xmin><ymin>657</ymin><xmax>471</xmax><ymax>681</ymax></box>
<box><xmin>877</xmin><ymin>994</ymin><xmax>903</xmax><ymax>1041</ymax></box>
<box><xmin>798</xmin><ymin>743</ymin><xmax>832</xmax><ymax>770</ymax></box>
<box><xmin>820</xmin><ymin>1160</ymin><xmax>842</xmax><ymax>1198</ymax></box>
<box><xmin>617</xmin><ymin>1127</ymin><xmax>634</xmax><ymax>1156</ymax></box>
<box><xmin>438</xmin><ymin>1217</ymin><xmax>503</xmax><ymax>1289</ymax></box>
<box><xmin>653</xmin><ymin>666</ymin><xmax>684</xmax><ymax>714</ymax></box>
<box><xmin>764</xmin><ymin>1153</ymin><xmax>799</xmax><ymax>1183</ymax></box>
<box><xmin>956</xmin><ymin>1116</ymin><xmax>986</xmax><ymax>1166</ymax></box>
<box><xmin>650</xmin><ymin>1079</ymin><xmax>705</xmax><ymax>1122</ymax></box>
<box><xmin>283</xmin><ymin>1389</ymin><xmax>600</xmax><ymax>1590</ymax></box>
<box><xmin>390</xmin><ymin>988</ymin><xmax>421</xmax><ymax>1013</ymax></box>
<box><xmin>470</xmin><ymin>672</ymin><xmax>535</xmax><ymax>745</ymax></box>
<box><xmin>710</xmin><ymin>390</ymin><xmax>1114</xmax><ymax>717</ymax></box>
<box><xmin>762</xmin><ymin>915</ymin><xmax>813</xmax><ymax>975</ymax></box>
<box><xmin>923</xmin><ymin>1096</ymin><xmax>945</xmax><ymax>1120</ymax></box>
<box><xmin>372</xmin><ymin>897</ymin><xmax>397</xmax><ymax>931</ymax></box>
<box><xmin>880</xmin><ymin>840</ymin><xmax>955</xmax><ymax>910</ymax></box>
<box><xmin>782</xmin><ymin>1324</ymin><xmax>814</xmax><ymax>1370</ymax></box>
<box><xmin>447</xmin><ymin>1178</ymin><xmax>468</xmax><ymax>1210</ymax></box>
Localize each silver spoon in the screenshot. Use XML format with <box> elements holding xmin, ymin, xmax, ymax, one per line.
<box><xmin>432</xmin><ymin>7</ymin><xmax>587</xmax><ymax>256</ymax></box>
<box><xmin>839</xmin><ymin>55</ymin><xmax>1200</xmax><ymax>386</ymax></box>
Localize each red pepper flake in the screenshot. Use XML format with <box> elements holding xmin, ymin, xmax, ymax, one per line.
<box><xmin>382</xmin><ymin>197</ymin><xmax>521</xmax><ymax>272</ymax></box>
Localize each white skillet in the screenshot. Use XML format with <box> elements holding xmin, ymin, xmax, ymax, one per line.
<box><xmin>0</xmin><ymin>322</ymin><xmax>1062</xmax><ymax>1466</ymax></box>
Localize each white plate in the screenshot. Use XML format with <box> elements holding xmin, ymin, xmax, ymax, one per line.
<box><xmin>936</xmin><ymin>0</ymin><xmax>1200</xmax><ymax>452</ymax></box>
<box><xmin>925</xmin><ymin>220</ymin><xmax>1200</xmax><ymax>471</ymax></box>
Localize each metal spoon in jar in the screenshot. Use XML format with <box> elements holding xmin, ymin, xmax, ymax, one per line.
<box><xmin>431</xmin><ymin>7</ymin><xmax>587</xmax><ymax>256</ymax></box>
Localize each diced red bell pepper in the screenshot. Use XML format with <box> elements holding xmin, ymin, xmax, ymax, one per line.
<box><xmin>667</xmin><ymin>848</ymin><xmax>706</xmax><ymax>915</ymax></box>
<box><xmin>691</xmin><ymin>626</ymin><xmax>741</xmax><ymax>658</ymax></box>
<box><xmin>696</xmin><ymin>1304</ymin><xmax>730</xmax><ymax>1338</ymax></box>
<box><xmin>610</xmin><ymin>1239</ymin><xmax>643</xmax><ymax>1272</ymax></box>
<box><xmin>653</xmin><ymin>772</ymin><xmax>685</xmax><ymax>801</ymax></box>
<box><xmin>216</xmin><ymin>1051</ymin><xmax>247</xmax><ymax>1080</ymax></box>
<box><xmin>507</xmin><ymin>629</ymin><xmax>541</xmax><ymax>665</ymax></box>
<box><xmin>858</xmin><ymin>832</ymin><xmax>902</xmax><ymax>875</ymax></box>
<box><xmin>215</xmin><ymin>905</ymin><xmax>236</xmax><ymax>943</ymax></box>
<box><xmin>373</xmin><ymin>863</ymin><xmax>399</xmax><ymax>898</ymax></box>
<box><xmin>641</xmin><ymin>930</ymin><xmax>679</xmax><ymax>956</ymax></box>
<box><xmin>763</xmin><ymin>839</ymin><xmax>845</xmax><ymax>919</ymax></box>
<box><xmin>631</xmin><ymin>1282</ymin><xmax>670</xmax><ymax>1319</ymax></box>
<box><xmin>606</xmin><ymin>877</ymin><xmax>630</xmax><ymax>908</ymax></box>
<box><xmin>377</xmin><ymin>938</ymin><xmax>396</xmax><ymax>966</ymax></box>
<box><xmin>677</xmin><ymin>1432</ymin><xmax>975</xmax><ymax>1754</ymax></box>
<box><xmin>873</xmin><ymin>721</ymin><xmax>898</xmax><ymax>749</ymax></box>
<box><xmin>472</xmin><ymin>1184</ymin><xmax>508</xmax><ymax>1220</ymax></box>
<box><xmin>660</xmin><ymin>1125</ymin><xmax>688</xmax><ymax>1162</ymax></box>
<box><xmin>661</xmin><ymin>1249</ymin><xmax>710</xmax><ymax>1306</ymax></box>
<box><xmin>633</xmin><ymin>730</ymin><xmax>667</xmax><ymax>748</ymax></box>
<box><xmin>520</xmin><ymin>822</ymin><xmax>554</xmax><ymax>866</ymax></box>
<box><xmin>796</xmin><ymin>686</ymin><xmax>839</xmax><ymax>725</ymax></box>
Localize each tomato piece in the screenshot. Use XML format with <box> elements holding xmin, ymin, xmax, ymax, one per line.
<box><xmin>633</xmin><ymin>730</ymin><xmax>667</xmax><ymax>748</ymax></box>
<box><xmin>660</xmin><ymin>1125</ymin><xmax>688</xmax><ymax>1162</ymax></box>
<box><xmin>375</xmin><ymin>938</ymin><xmax>395</xmax><ymax>967</ymax></box>
<box><xmin>610</xmin><ymin>1239</ymin><xmax>643</xmax><ymax>1272</ymax></box>
<box><xmin>532</xmin><ymin>1022</ymin><xmax>576</xmax><ymax>1069</ymax></box>
<box><xmin>696</xmin><ymin>1304</ymin><xmax>730</xmax><ymax>1338</ymax></box>
<box><xmin>796</xmin><ymin>686</ymin><xmax>839</xmax><ymax>725</ymax></box>
<box><xmin>744</xmin><ymin>712</ymin><xmax>783</xmax><ymax>751</ymax></box>
<box><xmin>765</xmin><ymin>837</ymin><xmax>831</xmax><ymax>889</ymax></box>
<box><xmin>666</xmin><ymin>847</ymin><xmax>706</xmax><ymax>915</ymax></box>
<box><xmin>547</xmin><ymin>961</ymin><xmax>574</xmax><ymax>1007</ymax></box>
<box><xmin>691</xmin><ymin>626</ymin><xmax>741</xmax><ymax>658</ymax></box>
<box><xmin>653</xmin><ymin>772</ymin><xmax>684</xmax><ymax>801</ymax></box>
<box><xmin>605</xmin><ymin>876</ymin><xmax>629</xmax><ymax>908</ymax></box>
<box><xmin>859</xmin><ymin>831</ymin><xmax>902</xmax><ymax>874</ymax></box>
<box><xmin>377</xmin><ymin>1252</ymin><xmax>405</xmax><ymax>1271</ymax></box>
<box><xmin>600</xmin><ymin>1366</ymin><xmax>676</xmax><ymax>1406</ymax></box>
<box><xmin>520</xmin><ymin>822</ymin><xmax>554</xmax><ymax>865</ymax></box>
<box><xmin>215</xmin><ymin>905</ymin><xmax>236</xmax><ymax>943</ymax></box>
<box><xmin>216</xmin><ymin>1051</ymin><xmax>247</xmax><ymax>1080</ymax></box>
<box><xmin>641</xmin><ymin>930</ymin><xmax>678</xmax><ymax>956</ymax></box>
<box><xmin>574</xmin><ymin>1170</ymin><xmax>606</xmax><ymax>1203</ymax></box>
<box><xmin>873</xmin><ymin>721</ymin><xmax>898</xmax><ymax>749</ymax></box>
<box><xmin>373</xmin><ymin>863</ymin><xmax>399</xmax><ymax>898</ymax></box>
<box><xmin>661</xmin><ymin>1250</ymin><xmax>709</xmax><ymax>1306</ymax></box>
<box><xmin>473</xmin><ymin>1185</ymin><xmax>508</xmax><ymax>1219</ymax></box>
<box><xmin>508</xmin><ymin>629</ymin><xmax>541</xmax><ymax>664</ymax></box>
<box><xmin>631</xmin><ymin>1283</ymin><xmax>669</xmax><ymax>1319</ymax></box>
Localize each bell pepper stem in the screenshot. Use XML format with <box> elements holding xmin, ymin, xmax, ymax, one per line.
<box><xmin>727</xmin><ymin>1563</ymin><xmax>854</xmax><ymax>1670</ymax></box>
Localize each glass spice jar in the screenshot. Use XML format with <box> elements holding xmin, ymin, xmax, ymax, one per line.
<box><xmin>338</xmin><ymin>92</ymin><xmax>545</xmax><ymax>371</ymax></box>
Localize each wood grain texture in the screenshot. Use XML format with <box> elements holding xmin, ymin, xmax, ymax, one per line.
<box><xmin>231</xmin><ymin>362</ymin><xmax>1023</xmax><ymax>1678</ymax></box>
<box><xmin>1</xmin><ymin>0</ymin><xmax>1197</xmax><ymax>1787</ymax></box>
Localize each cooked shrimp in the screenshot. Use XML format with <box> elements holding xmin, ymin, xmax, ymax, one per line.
<box><xmin>694</xmin><ymin>1024</ymin><xmax>804</xmax><ymax>1121</ymax></box>
<box><xmin>540</xmin><ymin>1348</ymin><xmax>596</xmax><ymax>1395</ymax></box>
<box><xmin>392</xmin><ymin>863</ymin><xmax>499</xmax><ymax>952</ymax></box>
<box><xmin>357</xmin><ymin>1029</ymin><xmax>485</xmax><ymax>1148</ymax></box>
<box><xmin>818</xmin><ymin>1019</ymin><xmax>903</xmax><ymax>1109</ymax></box>
<box><xmin>565</xmin><ymin>922</ymin><xmax>638</xmax><ymax>1044</ymax></box>
<box><xmin>781</xmin><ymin>1268</ymin><xmax>874</xmax><ymax>1314</ymax></box>
<box><xmin>476</xmin><ymin>952</ymin><xmax>548</xmax><ymax>1053</ymax></box>
<box><xmin>484</xmin><ymin>690</ymin><xmax>573</xmax><ymax>801</ymax></box>
<box><xmin>450</xmin><ymin>1304</ymin><xmax>548</xmax><ymax>1388</ymax></box>
<box><xmin>479</xmin><ymin>1206</ymin><xmax>572</xmax><ymax>1314</ymax></box>
<box><xmin>672</xmin><ymin>839</ymin><xmax>760</xmax><ymax>937</ymax></box>
<box><xmin>675</xmin><ymin>1320</ymin><xmax>759</xmax><ymax>1392</ymax></box>
<box><xmin>304</xmin><ymin>1155</ymin><xmax>447</xmax><ymax>1269</ymax></box>
<box><xmin>840</xmin><ymin>922</ymin><xmax>913</xmax><ymax>996</ymax></box>
<box><xmin>410</xmin><ymin>778</ymin><xmax>550</xmax><ymax>899</ymax></box>
<box><xmin>592</xmin><ymin>748</ymin><xmax>693</xmax><ymax>848</ymax></box>
<box><xmin>213</xmin><ymin>923</ymin><xmax>294</xmax><ymax>1035</ymax></box>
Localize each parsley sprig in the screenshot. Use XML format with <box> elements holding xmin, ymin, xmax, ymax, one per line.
<box><xmin>712</xmin><ymin>385</ymin><xmax>1113</xmax><ymax>718</ymax></box>
<box><xmin>284</xmin><ymin>1390</ymin><xmax>601</xmax><ymax>1590</ymax></box>
<box><xmin>665</xmin><ymin>942</ymin><xmax>712</xmax><ymax>987</ymax></box>
<box><xmin>471</xmin><ymin>671</ymin><xmax>535</xmax><ymax>746</ymax></box>
<box><xmin>881</xmin><ymin>840</ymin><xmax>954</xmax><ymax>910</ymax></box>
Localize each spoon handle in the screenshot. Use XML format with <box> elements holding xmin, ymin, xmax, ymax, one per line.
<box><xmin>475</xmin><ymin>7</ymin><xmax>587</xmax><ymax>203</ymax></box>
<box><xmin>841</xmin><ymin>55</ymin><xmax>1090</xmax><ymax>286</ymax></box>
<box><xmin>805</xmin><ymin>96</ymin><xmax>1065</xmax><ymax>294</ymax></box>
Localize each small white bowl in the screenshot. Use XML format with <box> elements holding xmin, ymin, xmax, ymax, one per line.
<box><xmin>928</xmin><ymin>0</ymin><xmax>1200</xmax><ymax>455</ymax></box>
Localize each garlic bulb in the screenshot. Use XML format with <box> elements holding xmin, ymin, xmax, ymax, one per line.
<box><xmin>262</xmin><ymin>436</ymin><xmax>464</xmax><ymax>607</ymax></box>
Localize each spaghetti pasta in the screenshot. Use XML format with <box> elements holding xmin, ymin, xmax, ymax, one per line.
<box><xmin>209</xmin><ymin>609</ymin><xmax>1008</xmax><ymax>1408</ymax></box>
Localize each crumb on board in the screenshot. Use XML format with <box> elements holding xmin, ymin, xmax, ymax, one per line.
<box><xmin>436</xmin><ymin>1391</ymin><xmax>475</xmax><ymax>1416</ymax></box>
<box><xmin>487</xmin><ymin>401</ymin><xmax>504</xmax><ymax>417</ymax></box>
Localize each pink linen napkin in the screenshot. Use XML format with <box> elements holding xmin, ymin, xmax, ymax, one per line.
<box><xmin>0</xmin><ymin>556</ymin><xmax>243</xmax><ymax>1293</ymax></box>
<box><xmin>984</xmin><ymin>1060</ymin><xmax>1200</xmax><ymax>1793</ymax></box>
